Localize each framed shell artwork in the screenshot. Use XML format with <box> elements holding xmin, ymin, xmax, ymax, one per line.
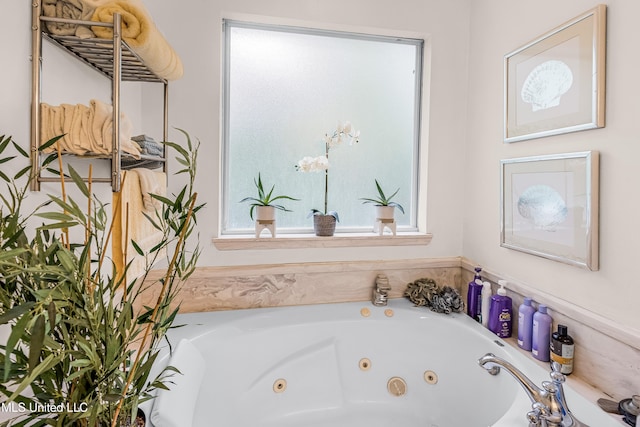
<box><xmin>504</xmin><ymin>4</ymin><xmax>606</xmax><ymax>143</ymax></box>
<box><xmin>500</xmin><ymin>151</ymin><xmax>599</xmax><ymax>271</ymax></box>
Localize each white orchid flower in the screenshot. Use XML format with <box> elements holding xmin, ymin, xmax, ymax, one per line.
<box><xmin>296</xmin><ymin>120</ymin><xmax>359</xmax><ymax>217</ymax></box>
<box><xmin>349</xmin><ymin>129</ymin><xmax>361</xmax><ymax>145</ymax></box>
<box><xmin>312</xmin><ymin>155</ymin><xmax>329</xmax><ymax>170</ymax></box>
<box><xmin>297</xmin><ymin>155</ymin><xmax>329</xmax><ymax>172</ymax></box>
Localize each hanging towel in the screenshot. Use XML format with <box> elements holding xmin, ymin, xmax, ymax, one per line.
<box><xmin>112</xmin><ymin>169</ymin><xmax>166</xmax><ymax>281</ymax></box>
<box><xmin>131</xmin><ymin>167</ymin><xmax>164</xmax><ymax>211</ymax></box>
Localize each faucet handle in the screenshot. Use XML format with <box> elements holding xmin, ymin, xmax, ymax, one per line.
<box><xmin>532</xmin><ymin>401</ymin><xmax>564</xmax><ymax>425</ymax></box>
<box><xmin>526</xmin><ymin>409</ymin><xmax>542</xmax><ymax>427</ymax></box>
<box><xmin>527</xmin><ymin>402</ymin><xmax>548</xmax><ymax>426</ymax></box>
<box><xmin>532</xmin><ymin>402</ymin><xmax>550</xmax><ymax>415</ymax></box>
<box><xmin>375</xmin><ymin>273</ymin><xmax>391</xmax><ymax>291</ymax></box>
<box><xmin>528</xmin><ymin>402</ymin><xmax>550</xmax><ymax>427</ymax></box>
<box><xmin>542</xmin><ymin>380</ymin><xmax>558</xmax><ymax>394</ymax></box>
<box><xmin>550</xmin><ymin>361</ymin><xmax>566</xmax><ymax>383</ymax></box>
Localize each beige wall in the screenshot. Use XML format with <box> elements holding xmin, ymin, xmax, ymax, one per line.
<box><xmin>462</xmin><ymin>1</ymin><xmax>640</xmax><ymax>331</ymax></box>
<box><xmin>140</xmin><ymin>0</ymin><xmax>471</xmax><ymax>267</ymax></box>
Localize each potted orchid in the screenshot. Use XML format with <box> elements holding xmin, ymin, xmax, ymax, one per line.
<box><xmin>296</xmin><ymin>121</ymin><xmax>360</xmax><ymax>236</ymax></box>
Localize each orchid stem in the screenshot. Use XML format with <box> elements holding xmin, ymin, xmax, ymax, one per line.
<box><xmin>324</xmin><ymin>142</ymin><xmax>329</xmax><ymax>214</ymax></box>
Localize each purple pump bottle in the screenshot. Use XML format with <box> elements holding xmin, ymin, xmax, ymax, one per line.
<box><xmin>466</xmin><ymin>267</ymin><xmax>483</xmax><ymax>322</ymax></box>
<box><xmin>488</xmin><ymin>280</ymin><xmax>512</xmax><ymax>338</ymax></box>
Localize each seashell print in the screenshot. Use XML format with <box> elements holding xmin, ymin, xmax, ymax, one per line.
<box><xmin>517</xmin><ymin>185</ymin><xmax>568</xmax><ymax>230</ymax></box>
<box><xmin>521</xmin><ymin>60</ymin><xmax>573</xmax><ymax>112</ymax></box>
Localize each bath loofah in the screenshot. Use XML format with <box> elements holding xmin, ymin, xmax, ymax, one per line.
<box><xmin>430</xmin><ymin>286</ymin><xmax>465</xmax><ymax>314</ymax></box>
<box><xmin>403</xmin><ymin>277</ymin><xmax>438</xmax><ymax>307</ymax></box>
<box><xmin>403</xmin><ymin>278</ymin><xmax>465</xmax><ymax>314</ymax></box>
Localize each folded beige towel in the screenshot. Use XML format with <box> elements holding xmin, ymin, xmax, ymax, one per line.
<box><xmin>91</xmin><ymin>1</ymin><xmax>183</xmax><ymax>81</ymax></box>
<box><xmin>89</xmin><ymin>99</ymin><xmax>140</xmax><ymax>157</ymax></box>
<box><xmin>42</xmin><ymin>0</ymin><xmax>96</xmax><ymax>38</ymax></box>
<box><xmin>85</xmin><ymin>99</ymin><xmax>109</xmax><ymax>155</ymax></box>
<box><xmin>40</xmin><ymin>100</ymin><xmax>141</xmax><ymax>158</ymax></box>
<box><xmin>69</xmin><ymin>103</ymin><xmax>87</xmax><ymax>154</ymax></box>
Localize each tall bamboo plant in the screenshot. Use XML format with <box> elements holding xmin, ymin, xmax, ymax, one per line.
<box><xmin>0</xmin><ymin>128</ymin><xmax>203</xmax><ymax>426</ymax></box>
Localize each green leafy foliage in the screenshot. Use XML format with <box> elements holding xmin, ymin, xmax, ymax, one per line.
<box><xmin>239</xmin><ymin>172</ymin><xmax>298</xmax><ymax>220</ymax></box>
<box><xmin>0</xmin><ymin>130</ymin><xmax>203</xmax><ymax>426</ymax></box>
<box><xmin>359</xmin><ymin>179</ymin><xmax>405</xmax><ymax>214</ymax></box>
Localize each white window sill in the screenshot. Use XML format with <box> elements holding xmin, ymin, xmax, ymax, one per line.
<box><xmin>212</xmin><ymin>232</ymin><xmax>433</xmax><ymax>251</ymax></box>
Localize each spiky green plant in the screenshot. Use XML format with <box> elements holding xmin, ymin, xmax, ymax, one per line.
<box><xmin>239</xmin><ymin>173</ymin><xmax>298</xmax><ymax>220</ymax></box>
<box><xmin>0</xmin><ymin>128</ymin><xmax>203</xmax><ymax>427</ymax></box>
<box><xmin>359</xmin><ymin>179</ymin><xmax>405</xmax><ymax>214</ymax></box>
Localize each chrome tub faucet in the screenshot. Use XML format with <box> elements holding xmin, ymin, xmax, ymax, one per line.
<box><xmin>372</xmin><ymin>273</ymin><xmax>391</xmax><ymax>306</ymax></box>
<box><xmin>478</xmin><ymin>353</ymin><xmax>589</xmax><ymax>427</ymax></box>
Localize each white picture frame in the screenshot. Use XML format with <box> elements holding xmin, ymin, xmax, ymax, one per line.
<box><xmin>500</xmin><ymin>151</ymin><xmax>599</xmax><ymax>270</ymax></box>
<box><xmin>504</xmin><ymin>5</ymin><xmax>606</xmax><ymax>143</ymax></box>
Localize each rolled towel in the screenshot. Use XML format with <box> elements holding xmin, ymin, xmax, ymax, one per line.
<box><xmin>42</xmin><ymin>0</ymin><xmax>96</xmax><ymax>38</ymax></box>
<box><xmin>91</xmin><ymin>0</ymin><xmax>183</xmax><ymax>80</ymax></box>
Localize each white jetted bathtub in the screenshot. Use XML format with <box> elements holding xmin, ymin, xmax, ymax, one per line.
<box><xmin>144</xmin><ymin>299</ymin><xmax>620</xmax><ymax>427</ymax></box>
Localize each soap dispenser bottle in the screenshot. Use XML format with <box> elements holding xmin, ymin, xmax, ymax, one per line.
<box><xmin>488</xmin><ymin>280</ymin><xmax>512</xmax><ymax>338</ymax></box>
<box><xmin>532</xmin><ymin>304</ymin><xmax>553</xmax><ymax>362</ymax></box>
<box><xmin>466</xmin><ymin>266</ymin><xmax>483</xmax><ymax>322</ymax></box>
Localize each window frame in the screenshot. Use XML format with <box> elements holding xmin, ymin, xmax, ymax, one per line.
<box><xmin>220</xmin><ymin>18</ymin><xmax>427</xmax><ymax>237</ymax></box>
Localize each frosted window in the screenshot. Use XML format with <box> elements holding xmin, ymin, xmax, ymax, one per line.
<box><xmin>222</xmin><ymin>20</ymin><xmax>423</xmax><ymax>233</ymax></box>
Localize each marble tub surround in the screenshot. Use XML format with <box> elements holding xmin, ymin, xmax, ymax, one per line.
<box><xmin>137</xmin><ymin>256</ymin><xmax>638</xmax><ymax>417</ymax></box>
<box><xmin>139</xmin><ymin>257</ymin><xmax>462</xmax><ymax>313</ymax></box>
<box><xmin>460</xmin><ymin>259</ymin><xmax>640</xmax><ymax>406</ymax></box>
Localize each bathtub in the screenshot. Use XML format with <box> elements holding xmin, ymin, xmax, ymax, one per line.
<box><xmin>144</xmin><ymin>298</ymin><xmax>621</xmax><ymax>427</ymax></box>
